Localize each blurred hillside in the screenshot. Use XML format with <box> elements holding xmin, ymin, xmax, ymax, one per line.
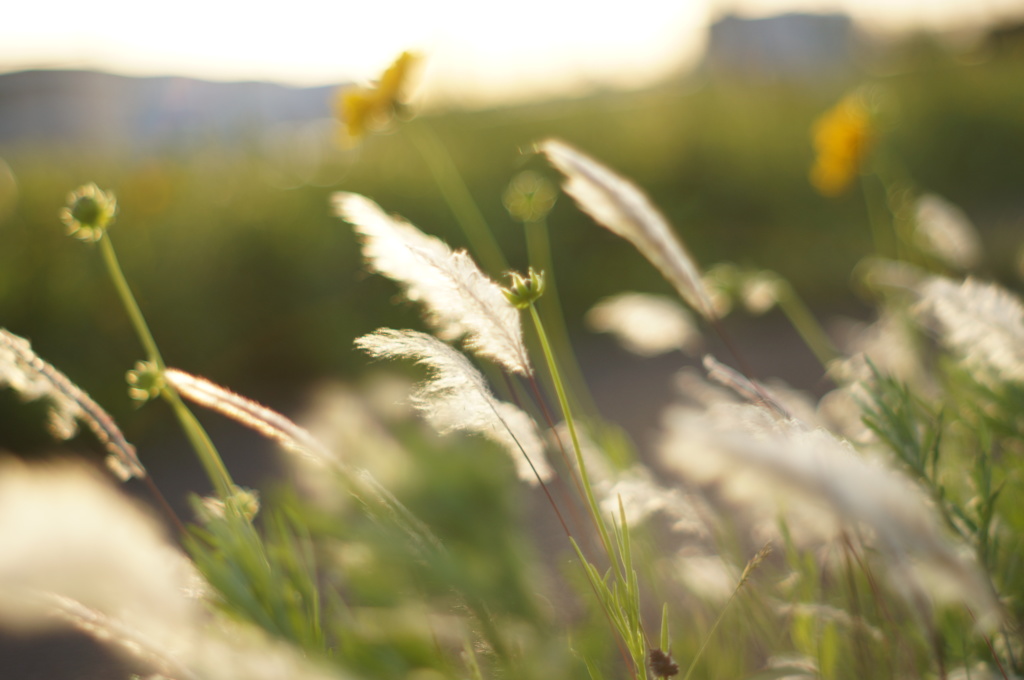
<box><xmin>0</xmin><ymin>70</ymin><xmax>338</xmax><ymax>151</ymax></box>
<box><xmin>2</xmin><ymin>15</ymin><xmax>1024</xmax><ymax>461</ymax></box>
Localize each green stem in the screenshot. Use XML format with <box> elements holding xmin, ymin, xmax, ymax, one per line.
<box><xmin>528</xmin><ymin>304</ymin><xmax>618</xmax><ymax>578</ymax></box>
<box><xmin>99</xmin><ymin>236</ymin><xmax>166</xmax><ymax>370</ymax></box>
<box><xmin>681</xmin><ymin>590</ymin><xmax>737</xmax><ymax>680</ymax></box>
<box><xmin>99</xmin><ymin>233</ymin><xmax>236</xmax><ymax>498</ymax></box>
<box><xmin>775</xmin><ymin>281</ymin><xmax>839</xmax><ymax>369</ymax></box>
<box><xmin>860</xmin><ymin>173</ymin><xmax>896</xmax><ymax>260</ymax></box>
<box><xmin>525</xmin><ymin>218</ymin><xmax>601</xmax><ymax>420</ymax></box>
<box><xmin>405</xmin><ymin>120</ymin><xmax>508</xmax><ymax>275</ymax></box>
<box><xmin>163</xmin><ymin>387</ymin><xmax>236</xmax><ymax>498</ymax></box>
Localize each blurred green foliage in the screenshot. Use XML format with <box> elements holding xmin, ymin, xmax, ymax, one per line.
<box><xmin>1</xmin><ymin>37</ymin><xmax>1023</xmax><ymax>455</ymax></box>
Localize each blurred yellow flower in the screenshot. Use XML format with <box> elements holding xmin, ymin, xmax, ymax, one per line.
<box><xmin>334</xmin><ymin>52</ymin><xmax>420</xmax><ymax>146</ymax></box>
<box><xmin>809</xmin><ymin>93</ymin><xmax>873</xmax><ymax>197</ymax></box>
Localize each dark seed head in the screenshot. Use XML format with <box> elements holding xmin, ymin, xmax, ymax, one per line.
<box><xmin>649</xmin><ymin>649</ymin><xmax>679</xmax><ymax>678</ymax></box>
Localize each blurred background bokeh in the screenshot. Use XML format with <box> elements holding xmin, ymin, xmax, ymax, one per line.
<box><xmin>3</xmin><ymin>0</ymin><xmax>1024</xmax><ymax>478</ymax></box>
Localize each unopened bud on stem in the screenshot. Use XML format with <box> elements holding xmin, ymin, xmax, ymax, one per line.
<box><xmin>59</xmin><ymin>183</ymin><xmax>117</xmax><ymax>242</ymax></box>
<box><xmin>503</xmin><ymin>268</ymin><xmax>545</xmax><ymax>308</ymax></box>
<box><xmin>126</xmin><ymin>361</ymin><xmax>165</xmax><ymax>402</ymax></box>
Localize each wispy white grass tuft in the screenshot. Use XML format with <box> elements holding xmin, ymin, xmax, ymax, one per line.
<box><xmin>296</xmin><ymin>381</ymin><xmax>412</xmax><ymax>494</ymax></box>
<box><xmin>673</xmin><ymin>552</ymin><xmax>739</xmax><ymax>603</ymax></box>
<box><xmin>165</xmin><ymin>368</ymin><xmax>333</xmax><ymax>467</ymax></box>
<box><xmin>595</xmin><ymin>466</ymin><xmax>709</xmax><ymax>537</ymax></box>
<box><xmin>0</xmin><ymin>460</ymin><xmax>199</xmax><ymax>654</ymax></box>
<box><xmin>585</xmin><ymin>292</ymin><xmax>700</xmax><ymax>357</ymax></box>
<box><xmin>915</xmin><ymin>276</ymin><xmax>1024</xmax><ymax>383</ymax></box>
<box><xmin>0</xmin><ymin>328</ymin><xmax>145</xmax><ymax>481</ymax></box>
<box><xmin>334</xmin><ymin>192</ymin><xmax>532</xmax><ymax>376</ymax></box>
<box><xmin>537</xmin><ymin>139</ymin><xmax>716</xmax><ymax>319</ymax></box>
<box><xmin>702</xmin><ymin>354</ymin><xmax>791</xmax><ymax>419</ymax></box>
<box><xmin>356</xmin><ymin>328</ymin><xmax>552</xmax><ymax>485</ymax></box>
<box><xmin>660</xmin><ymin>405</ymin><xmax>1001</xmax><ymax>626</ymax></box>
<box><xmin>0</xmin><ymin>459</ymin><xmax>347</xmax><ymax>680</ymax></box>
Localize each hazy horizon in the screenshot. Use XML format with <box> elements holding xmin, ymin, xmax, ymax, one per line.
<box><xmin>5</xmin><ymin>0</ymin><xmax>1024</xmax><ymax>107</ymax></box>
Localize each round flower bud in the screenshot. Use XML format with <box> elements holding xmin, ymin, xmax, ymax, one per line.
<box><xmin>60</xmin><ymin>183</ymin><xmax>117</xmax><ymax>242</ymax></box>
<box><xmin>126</xmin><ymin>360</ymin><xmax>164</xmax><ymax>402</ymax></box>
<box><xmin>503</xmin><ymin>171</ymin><xmax>557</xmax><ymax>224</ymax></box>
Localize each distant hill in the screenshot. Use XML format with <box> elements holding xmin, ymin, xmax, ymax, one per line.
<box><xmin>0</xmin><ymin>70</ymin><xmax>342</xmax><ymax>151</ymax></box>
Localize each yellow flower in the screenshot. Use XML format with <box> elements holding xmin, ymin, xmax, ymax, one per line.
<box><xmin>809</xmin><ymin>93</ymin><xmax>873</xmax><ymax>196</ymax></box>
<box><xmin>334</xmin><ymin>52</ymin><xmax>420</xmax><ymax>146</ymax></box>
<box><xmin>59</xmin><ymin>183</ymin><xmax>117</xmax><ymax>241</ymax></box>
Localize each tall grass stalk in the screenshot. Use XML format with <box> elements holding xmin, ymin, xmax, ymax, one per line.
<box><xmin>527</xmin><ymin>303</ymin><xmax>614</xmax><ymax>563</ymax></box>
<box><xmin>405</xmin><ymin>121</ymin><xmax>508</xmax><ymax>275</ymax></box>
<box><xmin>522</xmin><ymin>213</ymin><xmax>603</xmax><ymax>423</ymax></box>
<box><xmin>681</xmin><ymin>544</ymin><xmax>771</xmax><ymax>680</ymax></box>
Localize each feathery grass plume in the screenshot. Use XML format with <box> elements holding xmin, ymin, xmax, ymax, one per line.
<box><xmin>914</xmin><ymin>194</ymin><xmax>982</xmax><ymax>271</ymax></box>
<box><xmin>659</xmin><ymin>405</ymin><xmax>1001</xmax><ymax>626</ymax></box>
<box><xmin>915</xmin><ymin>276</ymin><xmax>1024</xmax><ymax>383</ymax></box>
<box><xmin>164</xmin><ymin>368</ymin><xmax>333</xmax><ymax>466</ymax></box>
<box><xmin>703</xmin><ymin>354</ymin><xmax>791</xmax><ymax>419</ymax></box>
<box><xmin>356</xmin><ymin>328</ymin><xmax>552</xmax><ymax>485</ymax></box>
<box><xmin>586</xmin><ymin>292</ymin><xmax>701</xmax><ymax>357</ymax></box>
<box><xmin>0</xmin><ymin>328</ymin><xmax>145</xmax><ymax>481</ymax></box>
<box><xmin>335</xmin><ymin>193</ymin><xmax>533</xmax><ymax>376</ymax></box>
<box><xmin>537</xmin><ymin>139</ymin><xmax>717</xmax><ymax>319</ymax></box>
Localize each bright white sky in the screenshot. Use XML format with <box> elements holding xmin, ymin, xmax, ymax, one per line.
<box><xmin>3</xmin><ymin>0</ymin><xmax>1023</xmax><ymax>106</ymax></box>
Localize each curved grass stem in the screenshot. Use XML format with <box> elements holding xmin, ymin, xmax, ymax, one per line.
<box><xmin>528</xmin><ymin>304</ymin><xmax>618</xmax><ymax>579</ymax></box>
<box><xmin>405</xmin><ymin>120</ymin><xmax>508</xmax><ymax>276</ymax></box>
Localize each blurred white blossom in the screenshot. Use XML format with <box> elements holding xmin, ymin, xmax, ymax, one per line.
<box><xmin>659</xmin><ymin>405</ymin><xmax>999</xmax><ymax>626</ymax></box>
<box><xmin>916</xmin><ymin>276</ymin><xmax>1024</xmax><ymax>384</ymax></box>
<box><xmin>740</xmin><ymin>272</ymin><xmax>782</xmax><ymax>315</ymax></box>
<box><xmin>586</xmin><ymin>292</ymin><xmax>700</xmax><ymax>357</ymax></box>
<box><xmin>596</xmin><ymin>466</ymin><xmax>708</xmax><ymax>536</ymax></box>
<box><xmin>914</xmin><ymin>194</ymin><xmax>982</xmax><ymax>271</ymax></box>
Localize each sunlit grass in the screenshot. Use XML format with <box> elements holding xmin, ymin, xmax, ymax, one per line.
<box><xmin>1</xmin><ymin>46</ymin><xmax>1024</xmax><ymax>680</ymax></box>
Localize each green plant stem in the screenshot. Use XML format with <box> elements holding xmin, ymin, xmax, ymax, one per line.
<box><xmin>525</xmin><ymin>217</ymin><xmax>601</xmax><ymax>420</ymax></box>
<box><xmin>681</xmin><ymin>588</ymin><xmax>738</xmax><ymax>680</ymax></box>
<box><xmin>405</xmin><ymin>121</ymin><xmax>508</xmax><ymax>275</ymax></box>
<box><xmin>775</xmin><ymin>281</ymin><xmax>839</xmax><ymax>368</ymax></box>
<box><xmin>99</xmin><ymin>233</ymin><xmax>236</xmax><ymax>498</ymax></box>
<box><xmin>162</xmin><ymin>386</ymin><xmax>236</xmax><ymax>498</ymax></box>
<box><xmin>860</xmin><ymin>173</ymin><xmax>897</xmax><ymax>260</ymax></box>
<box><xmin>528</xmin><ymin>304</ymin><xmax>617</xmax><ymax>576</ymax></box>
<box><xmin>99</xmin><ymin>236</ymin><xmax>166</xmax><ymax>371</ymax></box>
